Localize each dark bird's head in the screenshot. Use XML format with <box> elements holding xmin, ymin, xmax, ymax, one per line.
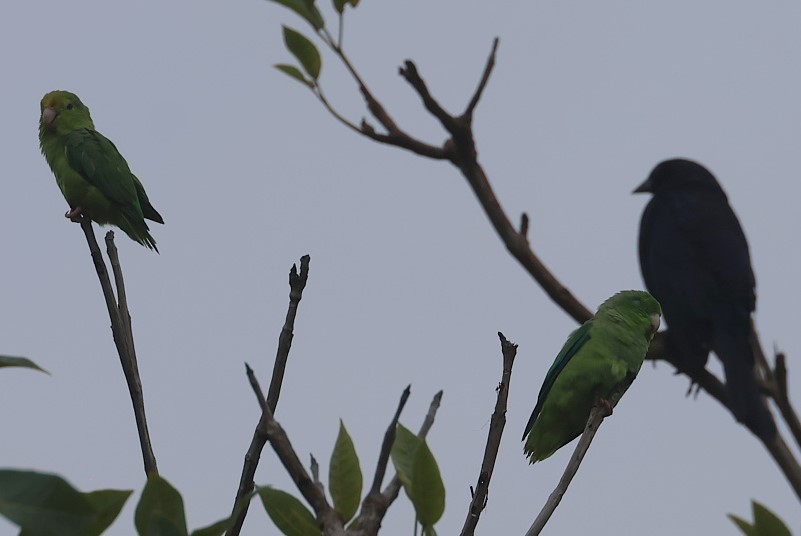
<box><xmin>633</xmin><ymin>158</ymin><xmax>726</xmax><ymax>197</ymax></box>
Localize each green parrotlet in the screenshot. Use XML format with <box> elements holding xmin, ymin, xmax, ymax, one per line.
<box><xmin>523</xmin><ymin>290</ymin><xmax>661</xmax><ymax>462</ymax></box>
<box><xmin>39</xmin><ymin>90</ymin><xmax>164</xmax><ymax>251</ymax></box>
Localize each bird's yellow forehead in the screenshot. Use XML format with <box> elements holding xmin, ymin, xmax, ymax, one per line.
<box><xmin>40</xmin><ymin>90</ymin><xmax>79</xmax><ymax>110</ymax></box>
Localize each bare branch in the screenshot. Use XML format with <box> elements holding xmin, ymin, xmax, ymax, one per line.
<box><xmin>79</xmin><ymin>221</ymin><xmax>158</xmax><ymax>476</ymax></box>
<box><xmin>460</xmin><ymin>332</ymin><xmax>517</xmax><ymax>536</ymax></box>
<box><xmin>525</xmin><ymin>403</ymin><xmax>613</xmax><ymax>536</ymax></box>
<box><xmin>260</xmin><ymin>403</ymin><xmax>344</xmax><ymax>534</ymax></box>
<box><xmin>399</xmin><ymin>61</ymin><xmax>458</xmax><ymax>133</ymax></box>
<box><xmin>226</xmin><ymin>255</ymin><xmax>311</xmax><ymax>536</ymax></box>
<box><xmin>245</xmin><ymin>362</ymin><xmax>267</xmax><ymax>409</ymax></box>
<box><xmin>772</xmin><ymin>350</ymin><xmax>801</xmax><ymax>450</ymax></box>
<box><xmin>368</xmin><ymin>385</ymin><xmax>412</xmax><ymax>497</ymax></box>
<box><xmin>463</xmin><ymin>37</ymin><xmax>500</xmax><ymax>121</ymax></box>
<box><xmin>266</xmin><ymin>255</ymin><xmax>310</xmax><ymax>413</ymax></box>
<box><xmin>357</xmin><ymin>390</ymin><xmax>444</xmax><ymax>534</ymax></box>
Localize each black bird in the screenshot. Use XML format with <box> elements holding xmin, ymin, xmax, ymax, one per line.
<box><xmin>634</xmin><ymin>158</ymin><xmax>776</xmax><ymax>440</ymax></box>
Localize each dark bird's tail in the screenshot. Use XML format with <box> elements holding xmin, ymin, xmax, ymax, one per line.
<box><xmin>714</xmin><ymin>324</ymin><xmax>776</xmax><ymax>441</ymax></box>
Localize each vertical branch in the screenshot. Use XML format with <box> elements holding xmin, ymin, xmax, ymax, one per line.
<box><xmin>266</xmin><ymin>255</ymin><xmax>311</xmax><ymax>412</ymax></box>
<box><xmin>460</xmin><ymin>332</ymin><xmax>517</xmax><ymax>536</ymax></box>
<box><xmin>79</xmin><ymin>220</ymin><xmax>158</xmax><ymax>476</ymax></box>
<box><xmin>226</xmin><ymin>255</ymin><xmax>311</xmax><ymax>536</ymax></box>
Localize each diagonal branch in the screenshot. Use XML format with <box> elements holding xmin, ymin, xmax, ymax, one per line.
<box><xmin>367</xmin><ymin>385</ymin><xmax>411</xmax><ymax>497</ymax></box>
<box><xmin>226</xmin><ymin>255</ymin><xmax>311</xmax><ymax>536</ymax></box>
<box><xmin>525</xmin><ymin>403</ymin><xmax>613</xmax><ymax>536</ymax></box>
<box><xmin>356</xmin><ymin>390</ymin><xmax>444</xmax><ymax>534</ymax></box>
<box><xmin>463</xmin><ymin>37</ymin><xmax>499</xmax><ymax>121</ymax></box>
<box><xmin>266</xmin><ymin>255</ymin><xmax>310</xmax><ymax>413</ymax></box>
<box><xmin>460</xmin><ymin>332</ymin><xmax>517</xmax><ymax>536</ymax></box>
<box><xmin>259</xmin><ymin>403</ymin><xmax>344</xmax><ymax>535</ymax></box>
<box><xmin>79</xmin><ymin>221</ymin><xmax>158</xmax><ymax>476</ymax></box>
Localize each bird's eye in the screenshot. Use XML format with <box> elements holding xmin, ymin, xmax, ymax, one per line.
<box><xmin>66</xmin><ymin>103</ymin><xmax>74</xmax><ymax>110</ymax></box>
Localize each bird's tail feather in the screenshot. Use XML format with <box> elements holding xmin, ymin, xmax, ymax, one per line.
<box><xmin>715</xmin><ymin>328</ymin><xmax>776</xmax><ymax>441</ymax></box>
<box><xmin>118</xmin><ymin>214</ymin><xmax>159</xmax><ymax>253</ymax></box>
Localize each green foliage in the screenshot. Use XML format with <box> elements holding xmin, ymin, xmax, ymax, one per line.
<box><xmin>275</xmin><ymin>64</ymin><xmax>313</xmax><ymax>88</ymax></box>
<box><xmin>268</xmin><ymin>0</ymin><xmax>325</xmax><ymax>30</ymax></box>
<box><xmin>729</xmin><ymin>500</ymin><xmax>792</xmax><ymax>536</ymax></box>
<box><xmin>332</xmin><ymin>0</ymin><xmax>359</xmax><ymax>13</ymax></box>
<box><xmin>0</xmin><ymin>355</ymin><xmax>48</xmax><ymax>374</ymax></box>
<box><xmin>390</xmin><ymin>423</ymin><xmax>445</xmax><ymax>531</ymax></box>
<box><xmin>410</xmin><ymin>441</ymin><xmax>445</xmax><ymax>526</ymax></box>
<box><xmin>329</xmin><ymin>420</ymin><xmax>362</xmax><ymax>522</ymax></box>
<box><xmin>390</xmin><ymin>423</ymin><xmax>419</xmax><ymax>491</ymax></box>
<box><xmin>135</xmin><ymin>475</ymin><xmax>188</xmax><ymax>536</ymax></box>
<box><xmin>258</xmin><ymin>487</ymin><xmax>321</xmax><ymax>536</ymax></box>
<box><xmin>282</xmin><ymin>27</ymin><xmax>322</xmax><ymax>80</ymax></box>
<box><xmin>0</xmin><ymin>469</ymin><xmax>131</xmax><ymax>536</ymax></box>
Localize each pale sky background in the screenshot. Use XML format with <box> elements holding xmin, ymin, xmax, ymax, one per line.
<box><xmin>2</xmin><ymin>1</ymin><xmax>801</xmax><ymax>534</ymax></box>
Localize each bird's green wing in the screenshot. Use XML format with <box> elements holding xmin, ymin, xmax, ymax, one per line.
<box><xmin>63</xmin><ymin>128</ymin><xmax>141</xmax><ymax>214</ymax></box>
<box><xmin>132</xmin><ymin>174</ymin><xmax>164</xmax><ymax>224</ymax></box>
<box><xmin>522</xmin><ymin>321</ymin><xmax>592</xmax><ymax>440</ymax></box>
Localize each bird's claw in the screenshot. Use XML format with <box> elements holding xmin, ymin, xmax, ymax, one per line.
<box><xmin>65</xmin><ymin>207</ymin><xmax>84</xmax><ymax>222</ymax></box>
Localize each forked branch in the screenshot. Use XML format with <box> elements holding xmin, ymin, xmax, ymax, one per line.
<box><xmin>79</xmin><ymin>220</ymin><xmax>157</xmax><ymax>476</ymax></box>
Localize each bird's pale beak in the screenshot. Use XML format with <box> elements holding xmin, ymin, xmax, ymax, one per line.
<box><xmin>41</xmin><ymin>107</ymin><xmax>57</xmax><ymax>127</ymax></box>
<box><xmin>650</xmin><ymin>313</ymin><xmax>661</xmax><ymax>332</ymax></box>
<box><xmin>633</xmin><ymin>176</ymin><xmax>653</xmax><ymax>194</ymax></box>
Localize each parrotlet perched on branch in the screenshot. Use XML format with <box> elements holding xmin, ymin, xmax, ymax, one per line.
<box><xmin>39</xmin><ymin>90</ymin><xmax>164</xmax><ymax>251</ymax></box>
<box><xmin>523</xmin><ymin>290</ymin><xmax>661</xmax><ymax>462</ymax></box>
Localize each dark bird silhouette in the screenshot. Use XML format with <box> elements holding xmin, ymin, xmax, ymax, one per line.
<box><xmin>634</xmin><ymin>158</ymin><xmax>776</xmax><ymax>440</ymax></box>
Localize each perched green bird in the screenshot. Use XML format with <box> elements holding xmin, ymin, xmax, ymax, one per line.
<box><xmin>523</xmin><ymin>290</ymin><xmax>661</xmax><ymax>463</ymax></box>
<box><xmin>39</xmin><ymin>90</ymin><xmax>163</xmax><ymax>251</ymax></box>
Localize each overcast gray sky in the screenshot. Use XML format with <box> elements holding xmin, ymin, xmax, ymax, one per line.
<box><xmin>3</xmin><ymin>1</ymin><xmax>800</xmax><ymax>534</ymax></box>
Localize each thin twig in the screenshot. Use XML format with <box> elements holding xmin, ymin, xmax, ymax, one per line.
<box><xmin>398</xmin><ymin>61</ymin><xmax>457</xmax><ymax>133</ymax></box>
<box><xmin>368</xmin><ymin>385</ymin><xmax>412</xmax><ymax>497</ymax></box>
<box><xmin>259</xmin><ymin>402</ymin><xmax>345</xmax><ymax>535</ymax></box>
<box><xmin>266</xmin><ymin>255</ymin><xmax>310</xmax><ymax>413</ymax></box>
<box><xmin>772</xmin><ymin>351</ymin><xmax>801</xmax><ymax>450</ymax></box>
<box><xmin>245</xmin><ymin>363</ymin><xmax>267</xmax><ymax>409</ymax></box>
<box><xmin>357</xmin><ymin>391</ymin><xmax>444</xmax><ymax>535</ymax></box>
<box><xmin>226</xmin><ymin>256</ymin><xmax>311</xmax><ymax>536</ymax></box>
<box><xmin>79</xmin><ymin>221</ymin><xmax>158</xmax><ymax>476</ymax></box>
<box><xmin>460</xmin><ymin>332</ymin><xmax>517</xmax><ymax>536</ymax></box>
<box><xmin>525</xmin><ymin>403</ymin><xmax>613</xmax><ymax>536</ymax></box>
<box><xmin>463</xmin><ymin>37</ymin><xmax>499</xmax><ymax>120</ymax></box>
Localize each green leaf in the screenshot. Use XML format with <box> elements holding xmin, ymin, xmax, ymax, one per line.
<box><xmin>191</xmin><ymin>517</ymin><xmax>233</xmax><ymax>536</ymax></box>
<box><xmin>347</xmin><ymin>0</ymin><xmax>360</xmax><ymax>6</ymax></box>
<box><xmin>282</xmin><ymin>26</ymin><xmax>322</xmax><ymax>80</ymax></box>
<box><xmin>275</xmin><ymin>64</ymin><xmax>313</xmax><ymax>88</ymax></box>
<box><xmin>268</xmin><ymin>0</ymin><xmax>325</xmax><ymax>30</ymax></box>
<box><xmin>83</xmin><ymin>489</ymin><xmax>134</xmax><ymax>535</ymax></box>
<box><xmin>329</xmin><ymin>420</ymin><xmax>362</xmax><ymax>522</ymax></box>
<box><xmin>752</xmin><ymin>501</ymin><xmax>791</xmax><ymax>536</ymax></box>
<box><xmin>390</xmin><ymin>423</ymin><xmax>422</xmax><ymax>494</ymax></box>
<box><xmin>410</xmin><ymin>441</ymin><xmax>445</xmax><ymax>527</ymax></box>
<box><xmin>332</xmin><ymin>0</ymin><xmax>346</xmax><ymax>13</ymax></box>
<box><xmin>135</xmin><ymin>475</ymin><xmax>188</xmax><ymax>536</ymax></box>
<box><xmin>728</xmin><ymin>514</ymin><xmax>756</xmax><ymax>536</ymax></box>
<box><xmin>258</xmin><ymin>487</ymin><xmax>321</xmax><ymax>536</ymax></box>
<box><xmin>0</xmin><ymin>355</ymin><xmax>49</xmax><ymax>374</ymax></box>
<box><xmin>422</xmin><ymin>526</ymin><xmax>438</xmax><ymax>536</ymax></box>
<box><xmin>0</xmin><ymin>469</ymin><xmax>131</xmax><ymax>536</ymax></box>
